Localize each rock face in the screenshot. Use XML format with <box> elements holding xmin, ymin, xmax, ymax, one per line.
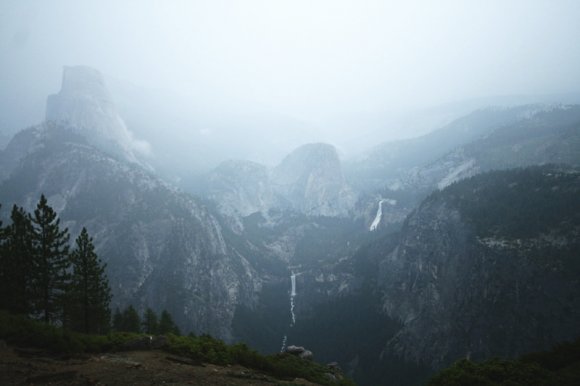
<box><xmin>0</xmin><ymin>123</ymin><xmax>260</xmax><ymax>339</ymax></box>
<box><xmin>272</xmin><ymin>143</ymin><xmax>355</xmax><ymax>217</ymax></box>
<box><xmin>203</xmin><ymin>143</ymin><xmax>356</xmax><ymax>220</ymax></box>
<box><xmin>46</xmin><ymin>65</ymin><xmax>149</xmax><ymax>164</ymax></box>
<box><xmin>205</xmin><ymin>160</ymin><xmax>282</xmax><ymax>219</ymax></box>
<box><xmin>380</xmin><ymin>167</ymin><xmax>580</xmax><ymax>369</ymax></box>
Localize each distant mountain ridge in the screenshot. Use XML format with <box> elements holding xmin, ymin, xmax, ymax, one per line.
<box><xmin>345</xmin><ymin>105</ymin><xmax>553</xmax><ymax>191</ymax></box>
<box><xmin>354</xmin><ymin>104</ymin><xmax>580</xmax><ymax>232</ymax></box>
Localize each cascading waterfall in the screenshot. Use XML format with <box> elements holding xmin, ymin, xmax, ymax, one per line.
<box><xmin>290</xmin><ymin>272</ymin><xmax>296</xmax><ymax>325</ymax></box>
<box><xmin>280</xmin><ymin>270</ymin><xmax>298</xmax><ymax>352</ymax></box>
<box><xmin>370</xmin><ymin>198</ymin><xmax>397</xmax><ymax>231</ymax></box>
<box><xmin>369</xmin><ymin>199</ymin><xmax>386</xmax><ymax>231</ymax></box>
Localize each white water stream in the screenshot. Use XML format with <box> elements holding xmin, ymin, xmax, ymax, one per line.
<box><xmin>369</xmin><ymin>198</ymin><xmax>397</xmax><ymax>231</ymax></box>
<box><xmin>290</xmin><ymin>272</ymin><xmax>296</xmax><ymax>325</ymax></box>
<box><xmin>280</xmin><ymin>271</ymin><xmax>298</xmax><ymax>352</ymax></box>
<box><xmin>369</xmin><ymin>200</ymin><xmax>386</xmax><ymax>231</ymax></box>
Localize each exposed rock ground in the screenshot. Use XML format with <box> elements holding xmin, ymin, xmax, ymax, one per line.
<box><xmin>0</xmin><ymin>343</ymin><xmax>320</xmax><ymax>386</ymax></box>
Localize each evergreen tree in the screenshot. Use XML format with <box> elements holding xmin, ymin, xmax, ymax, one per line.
<box><xmin>0</xmin><ymin>205</ymin><xmax>35</xmax><ymax>314</ymax></box>
<box><xmin>142</xmin><ymin>307</ymin><xmax>159</xmax><ymax>335</ymax></box>
<box><xmin>67</xmin><ymin>227</ymin><xmax>111</xmax><ymax>334</ymax></box>
<box><xmin>112</xmin><ymin>306</ymin><xmax>140</xmax><ymax>333</ymax></box>
<box><xmin>31</xmin><ymin>194</ymin><xmax>70</xmax><ymax>324</ymax></box>
<box><xmin>120</xmin><ymin>305</ymin><xmax>141</xmax><ymax>333</ymax></box>
<box><xmin>112</xmin><ymin>307</ymin><xmax>123</xmax><ymax>331</ymax></box>
<box><xmin>0</xmin><ymin>204</ymin><xmax>6</xmax><ymax>309</ymax></box>
<box><xmin>158</xmin><ymin>310</ymin><xmax>180</xmax><ymax>335</ymax></box>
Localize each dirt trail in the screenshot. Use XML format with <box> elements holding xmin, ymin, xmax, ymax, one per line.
<box><xmin>0</xmin><ymin>343</ymin><xmax>319</xmax><ymax>385</ymax></box>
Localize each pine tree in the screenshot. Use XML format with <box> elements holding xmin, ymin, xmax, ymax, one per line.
<box><xmin>0</xmin><ymin>204</ymin><xmax>6</xmax><ymax>310</ymax></box>
<box><xmin>122</xmin><ymin>305</ymin><xmax>141</xmax><ymax>333</ymax></box>
<box><xmin>31</xmin><ymin>194</ymin><xmax>71</xmax><ymax>324</ymax></box>
<box><xmin>112</xmin><ymin>305</ymin><xmax>141</xmax><ymax>333</ymax></box>
<box><xmin>112</xmin><ymin>307</ymin><xmax>123</xmax><ymax>331</ymax></box>
<box><xmin>158</xmin><ymin>310</ymin><xmax>180</xmax><ymax>335</ymax></box>
<box><xmin>0</xmin><ymin>205</ymin><xmax>35</xmax><ymax>314</ymax></box>
<box><xmin>67</xmin><ymin>227</ymin><xmax>112</xmax><ymax>334</ymax></box>
<box><xmin>142</xmin><ymin>307</ymin><xmax>159</xmax><ymax>335</ymax></box>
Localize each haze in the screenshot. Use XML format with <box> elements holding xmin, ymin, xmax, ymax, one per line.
<box><xmin>1</xmin><ymin>0</ymin><xmax>580</xmax><ymax>168</ymax></box>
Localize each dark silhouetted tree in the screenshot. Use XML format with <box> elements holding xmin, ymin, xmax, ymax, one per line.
<box><xmin>123</xmin><ymin>305</ymin><xmax>141</xmax><ymax>333</ymax></box>
<box><xmin>0</xmin><ymin>205</ymin><xmax>35</xmax><ymax>314</ymax></box>
<box><xmin>158</xmin><ymin>310</ymin><xmax>180</xmax><ymax>335</ymax></box>
<box><xmin>113</xmin><ymin>305</ymin><xmax>141</xmax><ymax>333</ymax></box>
<box><xmin>112</xmin><ymin>307</ymin><xmax>123</xmax><ymax>331</ymax></box>
<box><xmin>0</xmin><ymin>204</ymin><xmax>6</xmax><ymax>310</ymax></box>
<box><xmin>67</xmin><ymin>227</ymin><xmax>111</xmax><ymax>334</ymax></box>
<box><xmin>31</xmin><ymin>194</ymin><xmax>70</xmax><ymax>324</ymax></box>
<box><xmin>142</xmin><ymin>307</ymin><xmax>159</xmax><ymax>335</ymax></box>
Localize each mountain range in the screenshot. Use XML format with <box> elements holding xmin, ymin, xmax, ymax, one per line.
<box><xmin>1</xmin><ymin>65</ymin><xmax>579</xmax><ymax>385</ymax></box>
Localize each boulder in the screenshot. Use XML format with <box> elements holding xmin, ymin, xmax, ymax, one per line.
<box><xmin>285</xmin><ymin>345</ymin><xmax>305</xmax><ymax>355</ymax></box>
<box><xmin>285</xmin><ymin>345</ymin><xmax>314</xmax><ymax>360</ymax></box>
<box><xmin>299</xmin><ymin>350</ymin><xmax>313</xmax><ymax>360</ymax></box>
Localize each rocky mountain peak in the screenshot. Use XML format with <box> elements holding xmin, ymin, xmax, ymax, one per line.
<box><xmin>275</xmin><ymin>143</ymin><xmax>341</xmax><ymax>177</ymax></box>
<box><xmin>59</xmin><ymin>65</ymin><xmax>110</xmax><ymax>100</ymax></box>
<box><xmin>205</xmin><ymin>159</ymin><xmax>280</xmax><ymax>221</ymax></box>
<box><xmin>45</xmin><ymin>65</ymin><xmax>149</xmax><ymax>163</ymax></box>
<box><xmin>273</xmin><ymin>143</ymin><xmax>355</xmax><ymax>217</ymax></box>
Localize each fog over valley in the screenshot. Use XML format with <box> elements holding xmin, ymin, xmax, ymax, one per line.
<box><xmin>2</xmin><ymin>0</ymin><xmax>580</xmax><ymax>169</ymax></box>
<box><xmin>1</xmin><ymin>2</ymin><xmax>580</xmax><ymax>386</ymax></box>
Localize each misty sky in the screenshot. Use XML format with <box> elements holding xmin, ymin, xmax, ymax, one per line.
<box><xmin>1</xmin><ymin>0</ymin><xmax>580</xmax><ymax>155</ymax></box>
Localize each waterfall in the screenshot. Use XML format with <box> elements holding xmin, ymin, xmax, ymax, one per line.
<box><xmin>370</xmin><ymin>198</ymin><xmax>397</xmax><ymax>231</ymax></box>
<box><xmin>370</xmin><ymin>200</ymin><xmax>385</xmax><ymax>231</ymax></box>
<box><xmin>280</xmin><ymin>270</ymin><xmax>298</xmax><ymax>352</ymax></box>
<box><xmin>290</xmin><ymin>272</ymin><xmax>296</xmax><ymax>325</ymax></box>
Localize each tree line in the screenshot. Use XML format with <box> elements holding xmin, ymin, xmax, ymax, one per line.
<box><xmin>0</xmin><ymin>195</ymin><xmax>111</xmax><ymax>333</ymax></box>
<box><xmin>112</xmin><ymin>305</ymin><xmax>181</xmax><ymax>336</ymax></box>
<box><xmin>0</xmin><ymin>194</ymin><xmax>181</xmax><ymax>336</ymax></box>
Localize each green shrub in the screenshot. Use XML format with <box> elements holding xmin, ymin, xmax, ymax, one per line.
<box><xmin>0</xmin><ymin>310</ymin><xmax>81</xmax><ymax>353</ymax></box>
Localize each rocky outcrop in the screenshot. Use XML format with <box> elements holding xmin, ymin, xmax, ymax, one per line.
<box><xmin>0</xmin><ymin>126</ymin><xmax>44</xmax><ymax>182</ymax></box>
<box><xmin>285</xmin><ymin>345</ymin><xmax>313</xmax><ymax>360</ymax></box>
<box><xmin>272</xmin><ymin>143</ymin><xmax>355</xmax><ymax>217</ymax></box>
<box><xmin>46</xmin><ymin>65</ymin><xmax>150</xmax><ymax>164</ymax></box>
<box><xmin>204</xmin><ymin>160</ymin><xmax>285</xmax><ymax>232</ymax></box>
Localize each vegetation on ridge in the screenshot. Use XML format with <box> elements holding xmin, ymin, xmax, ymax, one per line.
<box><xmin>429</xmin><ymin>337</ymin><xmax>580</xmax><ymax>385</ymax></box>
